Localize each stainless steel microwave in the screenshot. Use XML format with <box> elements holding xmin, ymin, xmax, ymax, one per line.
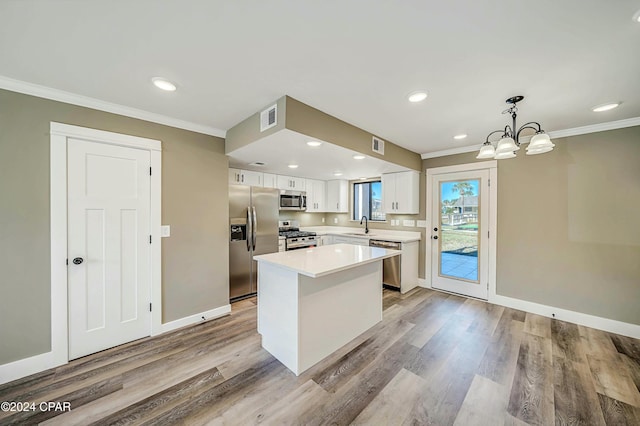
<box><xmin>279</xmin><ymin>191</ymin><xmax>306</xmax><ymax>211</ymax></box>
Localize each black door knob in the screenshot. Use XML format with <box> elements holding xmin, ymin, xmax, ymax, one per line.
<box><xmin>73</xmin><ymin>257</ymin><xmax>84</xmax><ymax>265</ymax></box>
<box><xmin>433</xmin><ymin>227</ymin><xmax>438</xmax><ymax>231</ymax></box>
<box><xmin>433</xmin><ymin>236</ymin><xmax>438</xmax><ymax>240</ymax></box>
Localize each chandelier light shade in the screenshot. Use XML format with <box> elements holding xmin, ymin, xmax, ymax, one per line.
<box><xmin>476</xmin><ymin>96</ymin><xmax>554</xmax><ymax>160</ymax></box>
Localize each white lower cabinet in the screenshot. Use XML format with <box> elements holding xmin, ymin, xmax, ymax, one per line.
<box><xmin>318</xmin><ymin>235</ymin><xmax>333</xmax><ymax>246</ymax></box>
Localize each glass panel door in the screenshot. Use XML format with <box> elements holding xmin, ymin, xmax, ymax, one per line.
<box><xmin>431</xmin><ymin>170</ymin><xmax>489</xmax><ymax>300</ymax></box>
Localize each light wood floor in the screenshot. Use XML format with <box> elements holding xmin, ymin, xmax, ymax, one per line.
<box><xmin>1</xmin><ymin>288</ymin><xmax>639</xmax><ymax>425</ymax></box>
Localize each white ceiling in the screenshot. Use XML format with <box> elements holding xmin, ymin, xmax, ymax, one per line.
<box><xmin>1</xmin><ymin>1</ymin><xmax>639</xmax><ymax>155</ymax></box>
<box><xmin>228</xmin><ymin>129</ymin><xmax>409</xmax><ymax>180</ymax></box>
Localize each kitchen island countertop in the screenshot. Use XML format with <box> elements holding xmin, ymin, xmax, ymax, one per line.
<box><xmin>253</xmin><ymin>243</ymin><xmax>399</xmax><ymax>278</ymax></box>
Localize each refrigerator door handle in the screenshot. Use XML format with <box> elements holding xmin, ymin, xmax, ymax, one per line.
<box><xmin>252</xmin><ymin>206</ymin><xmax>258</xmax><ymax>250</ymax></box>
<box><xmin>246</xmin><ymin>206</ymin><xmax>252</xmax><ymax>252</ymax></box>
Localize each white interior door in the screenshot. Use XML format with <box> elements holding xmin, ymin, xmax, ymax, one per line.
<box><xmin>430</xmin><ymin>170</ymin><xmax>489</xmax><ymax>299</ymax></box>
<box><xmin>67</xmin><ymin>138</ymin><xmax>151</xmax><ymax>359</ymax></box>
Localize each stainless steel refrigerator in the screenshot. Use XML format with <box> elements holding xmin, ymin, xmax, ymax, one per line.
<box><xmin>229</xmin><ymin>185</ymin><xmax>279</xmax><ymax>301</ymax></box>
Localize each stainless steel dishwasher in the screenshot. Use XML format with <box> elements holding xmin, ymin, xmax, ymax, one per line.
<box><xmin>369</xmin><ymin>239</ymin><xmax>401</xmax><ymax>289</ymax></box>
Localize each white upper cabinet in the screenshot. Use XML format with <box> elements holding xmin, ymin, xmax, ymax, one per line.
<box><xmin>305</xmin><ymin>179</ymin><xmax>326</xmax><ymax>212</ymax></box>
<box><xmin>326</xmin><ymin>180</ymin><xmax>349</xmax><ymax>213</ymax></box>
<box><xmin>277</xmin><ymin>175</ymin><xmax>306</xmax><ymax>191</ymax></box>
<box><xmin>229</xmin><ymin>168</ymin><xmax>263</xmax><ymax>187</ymax></box>
<box><xmin>381</xmin><ymin>171</ymin><xmax>420</xmax><ymax>214</ymax></box>
<box><xmin>262</xmin><ymin>173</ymin><xmax>277</xmax><ymax>189</ymax></box>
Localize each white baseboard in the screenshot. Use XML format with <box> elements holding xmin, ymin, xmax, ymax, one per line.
<box><xmin>158</xmin><ymin>305</ymin><xmax>231</xmax><ymax>334</ymax></box>
<box><xmin>491</xmin><ymin>294</ymin><xmax>640</xmax><ymax>339</ymax></box>
<box><xmin>0</xmin><ymin>351</ymin><xmax>66</xmax><ymax>386</ymax></box>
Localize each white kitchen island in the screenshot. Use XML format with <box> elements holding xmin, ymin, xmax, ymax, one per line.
<box><xmin>253</xmin><ymin>243</ymin><xmax>400</xmax><ymax>375</ymax></box>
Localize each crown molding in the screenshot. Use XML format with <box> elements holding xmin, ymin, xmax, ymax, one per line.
<box><xmin>0</xmin><ymin>75</ymin><xmax>226</xmax><ymax>138</ymax></box>
<box><xmin>420</xmin><ymin>116</ymin><xmax>640</xmax><ymax>160</ymax></box>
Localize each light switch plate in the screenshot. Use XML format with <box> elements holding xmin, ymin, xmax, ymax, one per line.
<box><xmin>161</xmin><ymin>225</ymin><xmax>171</xmax><ymax>237</ymax></box>
<box><xmin>417</xmin><ymin>220</ymin><xmax>427</xmax><ymax>228</ymax></box>
<box><xmin>403</xmin><ymin>220</ymin><xmax>415</xmax><ymax>227</ymax></box>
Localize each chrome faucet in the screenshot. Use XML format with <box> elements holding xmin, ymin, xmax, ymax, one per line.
<box><xmin>360</xmin><ymin>215</ymin><xmax>369</xmax><ymax>234</ymax></box>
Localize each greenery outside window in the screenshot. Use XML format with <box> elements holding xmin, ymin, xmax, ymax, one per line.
<box><xmin>353</xmin><ymin>181</ymin><xmax>386</xmax><ymax>221</ymax></box>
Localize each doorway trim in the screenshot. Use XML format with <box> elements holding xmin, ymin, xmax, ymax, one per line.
<box><xmin>425</xmin><ymin>161</ymin><xmax>497</xmax><ymax>301</ymax></box>
<box><xmin>50</xmin><ymin>122</ymin><xmax>162</xmax><ymax>367</ymax></box>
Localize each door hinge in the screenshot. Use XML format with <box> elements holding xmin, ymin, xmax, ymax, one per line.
<box><xmin>149</xmin><ymin>167</ymin><xmax>152</xmax><ymax>176</ymax></box>
<box><xmin>488</xmin><ymin>230</ymin><xmax>490</xmax><ymax>238</ymax></box>
<box><xmin>488</xmin><ymin>178</ymin><xmax>490</xmax><ymax>187</ymax></box>
<box><xmin>66</xmin><ymin>258</ymin><xmax>68</xmax><ymax>265</ymax></box>
<box><xmin>149</xmin><ymin>235</ymin><xmax>152</xmax><ymax>244</ymax></box>
<box><xmin>149</xmin><ymin>302</ymin><xmax>152</xmax><ymax>312</ymax></box>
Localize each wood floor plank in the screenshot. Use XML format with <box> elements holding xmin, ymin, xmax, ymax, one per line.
<box><xmin>352</xmin><ymin>368</ymin><xmax>426</xmax><ymax>425</ymax></box>
<box><xmin>523</xmin><ymin>313</ymin><xmax>551</xmax><ymax>339</ymax></box>
<box><xmin>587</xmin><ymin>354</ymin><xmax>640</xmax><ymax>407</ymax></box>
<box><xmin>610</xmin><ymin>334</ymin><xmax>640</xmax><ymax>363</ymax></box>
<box><xmin>477</xmin><ymin>315</ymin><xmax>524</xmax><ymax>387</ymax></box>
<box><xmin>551</xmin><ymin>319</ymin><xmax>586</xmax><ymax>363</ymax></box>
<box><xmin>507</xmin><ymin>332</ymin><xmax>555</xmax><ymax>425</ymax></box>
<box><xmin>597</xmin><ymin>393</ymin><xmax>640</xmax><ymax>426</ymax></box>
<box><xmin>553</xmin><ymin>355</ymin><xmax>606</xmax><ymax>426</ymax></box>
<box><xmin>453</xmin><ymin>375</ymin><xmax>508</xmax><ymax>426</ymax></box>
<box><xmin>578</xmin><ymin>325</ymin><xmax>619</xmax><ymax>362</ymax></box>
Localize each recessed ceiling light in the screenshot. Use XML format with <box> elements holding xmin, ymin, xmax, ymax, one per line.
<box><xmin>288</xmin><ymin>164</ymin><xmax>299</xmax><ymax>169</ymax></box>
<box><xmin>592</xmin><ymin>102</ymin><xmax>620</xmax><ymax>112</ymax></box>
<box><xmin>408</xmin><ymin>91</ymin><xmax>428</xmax><ymax>103</ymax></box>
<box><xmin>307</xmin><ymin>141</ymin><xmax>322</xmax><ymax>147</ymax></box>
<box><xmin>453</xmin><ymin>134</ymin><xmax>468</xmax><ymax>140</ymax></box>
<box><xmin>151</xmin><ymin>77</ymin><xmax>177</xmax><ymax>92</ymax></box>
<box><xmin>353</xmin><ymin>155</ymin><xmax>366</xmax><ymax>160</ymax></box>
<box><xmin>333</xmin><ymin>172</ymin><xmax>343</xmax><ymax>176</ymax></box>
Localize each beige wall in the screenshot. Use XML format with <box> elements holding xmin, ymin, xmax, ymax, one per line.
<box><xmin>285</xmin><ymin>97</ymin><xmax>422</xmax><ymax>171</ymax></box>
<box><xmin>225</xmin><ymin>96</ymin><xmax>287</xmax><ymax>154</ymax></box>
<box><xmin>423</xmin><ymin>126</ymin><xmax>640</xmax><ymax>325</ymax></box>
<box><xmin>0</xmin><ymin>89</ymin><xmax>229</xmax><ymax>365</ymax></box>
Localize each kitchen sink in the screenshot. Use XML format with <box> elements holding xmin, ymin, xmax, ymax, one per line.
<box><xmin>343</xmin><ymin>232</ymin><xmax>375</xmax><ymax>237</ymax></box>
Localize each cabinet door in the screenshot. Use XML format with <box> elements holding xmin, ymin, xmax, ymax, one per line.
<box><xmin>381</xmin><ymin>173</ymin><xmax>396</xmax><ymax>212</ymax></box>
<box><xmin>263</xmin><ymin>173</ymin><xmax>277</xmax><ymax>189</ymax></box>
<box><xmin>276</xmin><ymin>175</ymin><xmax>293</xmax><ymax>190</ymax></box>
<box><xmin>242</xmin><ymin>170</ymin><xmax>263</xmax><ymax>187</ymax></box>
<box><xmin>326</xmin><ymin>180</ymin><xmax>348</xmax><ymax>213</ymax></box>
<box><xmin>394</xmin><ymin>171</ymin><xmax>420</xmax><ymax>214</ymax></box>
<box><xmin>229</xmin><ymin>168</ymin><xmax>243</xmax><ymax>185</ymax></box>
<box><xmin>292</xmin><ymin>177</ymin><xmax>305</xmax><ymax>191</ymax></box>
<box><xmin>306</xmin><ymin>179</ymin><xmax>326</xmax><ymax>212</ymax></box>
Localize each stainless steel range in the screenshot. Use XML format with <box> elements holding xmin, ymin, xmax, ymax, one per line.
<box><xmin>279</xmin><ymin>220</ymin><xmax>317</xmax><ymax>250</ymax></box>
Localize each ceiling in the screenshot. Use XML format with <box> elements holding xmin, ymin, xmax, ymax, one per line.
<box><xmin>228</xmin><ymin>129</ymin><xmax>409</xmax><ymax>180</ymax></box>
<box><xmin>1</xmin><ymin>1</ymin><xmax>639</xmax><ymax>155</ymax></box>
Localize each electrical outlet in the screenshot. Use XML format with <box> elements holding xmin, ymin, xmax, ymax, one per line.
<box><xmin>333</xmin><ymin>217</ymin><xmax>338</xmax><ymax>224</ymax></box>
<box><xmin>322</xmin><ymin>217</ymin><xmax>325</xmax><ymax>223</ymax></box>
<box><xmin>161</xmin><ymin>225</ymin><xmax>171</xmax><ymax>237</ymax></box>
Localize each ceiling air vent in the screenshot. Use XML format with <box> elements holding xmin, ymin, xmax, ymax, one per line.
<box><xmin>260</xmin><ymin>104</ymin><xmax>277</xmax><ymax>132</ymax></box>
<box><xmin>372</xmin><ymin>136</ymin><xmax>385</xmax><ymax>155</ymax></box>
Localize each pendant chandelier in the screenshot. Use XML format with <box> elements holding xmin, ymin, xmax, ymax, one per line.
<box><xmin>476</xmin><ymin>96</ymin><xmax>555</xmax><ymax>159</ymax></box>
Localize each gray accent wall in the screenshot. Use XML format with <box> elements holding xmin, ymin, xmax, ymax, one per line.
<box><xmin>0</xmin><ymin>89</ymin><xmax>229</xmax><ymax>365</ymax></box>
<box><xmin>423</xmin><ymin>126</ymin><xmax>640</xmax><ymax>326</ymax></box>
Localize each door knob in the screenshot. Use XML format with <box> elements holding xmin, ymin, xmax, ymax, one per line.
<box><xmin>433</xmin><ymin>227</ymin><xmax>438</xmax><ymax>231</ymax></box>
<box><xmin>73</xmin><ymin>257</ymin><xmax>84</xmax><ymax>265</ymax></box>
<box><xmin>432</xmin><ymin>236</ymin><xmax>438</xmax><ymax>240</ymax></box>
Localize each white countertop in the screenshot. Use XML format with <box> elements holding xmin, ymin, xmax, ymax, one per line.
<box><xmin>300</xmin><ymin>226</ymin><xmax>421</xmax><ymax>243</ymax></box>
<box><xmin>253</xmin><ymin>243</ymin><xmax>400</xmax><ymax>278</ymax></box>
